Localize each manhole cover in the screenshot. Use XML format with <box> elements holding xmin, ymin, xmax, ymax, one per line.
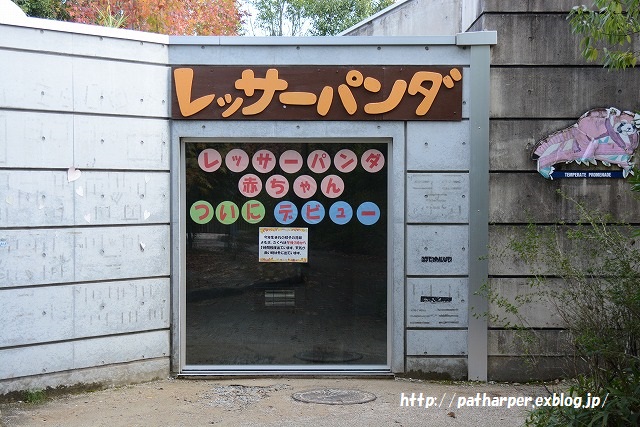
<box><xmin>292</xmin><ymin>389</ymin><xmax>376</xmax><ymax>405</ymax></box>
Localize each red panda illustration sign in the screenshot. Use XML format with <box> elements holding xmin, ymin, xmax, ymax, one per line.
<box><xmin>532</xmin><ymin>108</ymin><xmax>640</xmax><ymax>179</ymax></box>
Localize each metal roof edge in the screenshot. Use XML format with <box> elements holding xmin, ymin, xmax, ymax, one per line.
<box><xmin>456</xmin><ymin>31</ymin><xmax>497</xmax><ymax>46</ymax></box>
<box><xmin>0</xmin><ymin>16</ymin><xmax>169</xmax><ymax>44</ymax></box>
<box><xmin>168</xmin><ymin>35</ymin><xmax>457</xmax><ymax>46</ymax></box>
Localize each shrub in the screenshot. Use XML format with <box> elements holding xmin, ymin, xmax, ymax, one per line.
<box><xmin>483</xmin><ymin>192</ymin><xmax>640</xmax><ymax>426</ymax></box>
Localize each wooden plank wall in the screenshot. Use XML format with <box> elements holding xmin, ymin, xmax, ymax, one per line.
<box><xmin>0</xmin><ymin>22</ymin><xmax>171</xmax><ymax>393</ymax></box>
<box><xmin>471</xmin><ymin>2</ymin><xmax>640</xmax><ymax>381</ymax></box>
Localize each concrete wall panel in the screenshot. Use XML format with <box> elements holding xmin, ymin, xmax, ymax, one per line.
<box><xmin>74</xmin><ymin>171</ymin><xmax>170</xmax><ymax>225</ymax></box>
<box><xmin>406</xmin><ymin>225</ymin><xmax>468</xmax><ymax>275</ymax></box>
<box><xmin>0</xmin><ymin>50</ymin><xmax>73</xmax><ymax>111</ymax></box>
<box><xmin>74</xmin><ymin>225</ymin><xmax>170</xmax><ymax>282</ymax></box>
<box><xmin>490</xmin><ymin>119</ymin><xmax>574</xmax><ymax>172</ymax></box>
<box><xmin>486</xmin><ymin>14</ymin><xmax>586</xmax><ymax>66</ymax></box>
<box><xmin>0</xmin><ymin>229</ymin><xmax>75</xmax><ymax>287</ymax></box>
<box><xmin>0</xmin><ymin>26</ymin><xmax>167</xmax><ymax>63</ymax></box>
<box><xmin>169</xmin><ymin>44</ymin><xmax>470</xmax><ymax>66</ymax></box>
<box><xmin>491</xmin><ymin>68</ymin><xmax>640</xmax><ymax>119</ymax></box>
<box><xmin>70</xmin><ymin>34</ymin><xmax>167</xmax><ymax>63</ymax></box>
<box><xmin>0</xmin><ymin>25</ymin><xmax>73</xmax><ymax>54</ymax></box>
<box><xmin>406</xmin><ymin>121</ymin><xmax>470</xmax><ymax>171</ymax></box>
<box><xmin>0</xmin><ymin>278</ymin><xmax>170</xmax><ymax>347</ymax></box>
<box><xmin>488</xmin><ymin>225</ymin><xmax>548</xmax><ymax>277</ymax></box>
<box><xmin>406</xmin><ymin>330</ymin><xmax>467</xmax><ymax>356</ymax></box>
<box><xmin>74</xmin><ymin>116</ymin><xmax>170</xmax><ymax>170</ymax></box>
<box><xmin>0</xmin><ymin>110</ymin><xmax>74</xmax><ymax>168</ymax></box>
<box><xmin>405</xmin><ymin>356</ymin><xmax>467</xmax><ymax>380</ymax></box>
<box><xmin>0</xmin><ymin>225</ymin><xmax>170</xmax><ymax>287</ymax></box>
<box><xmin>0</xmin><ymin>171</ymin><xmax>170</xmax><ymax>227</ymax></box>
<box><xmin>0</xmin><ymin>110</ymin><xmax>169</xmax><ymax>170</ymax></box>
<box><xmin>72</xmin><ymin>58</ymin><xmax>169</xmax><ymax>117</ymax></box>
<box><xmin>489</xmin><ymin>173</ymin><xmax>639</xmax><ymax>223</ymax></box>
<box><xmin>0</xmin><ymin>170</ymin><xmax>74</xmax><ymax>226</ymax></box>
<box><xmin>489</xmin><ymin>224</ymin><xmax>627</xmax><ymax>276</ymax></box>
<box><xmin>487</xmin><ymin>278</ymin><xmax>565</xmax><ymax>329</ymax></box>
<box><xmin>0</xmin><ymin>358</ymin><xmax>169</xmax><ymax>395</ymax></box>
<box><xmin>407</xmin><ymin>278</ymin><xmax>468</xmax><ymax>328</ymax></box>
<box><xmin>345</xmin><ymin>0</ymin><xmax>463</xmax><ymax>36</ymax></box>
<box><xmin>407</xmin><ymin>173</ymin><xmax>469</xmax><ymax>223</ymax></box>
<box><xmin>0</xmin><ymin>330</ymin><xmax>169</xmax><ymax>379</ymax></box>
<box><xmin>481</xmin><ymin>0</ymin><xmax>594</xmax><ymax>13</ymax></box>
<box><xmin>488</xmin><ymin>329</ymin><xmax>573</xmax><ymax>357</ymax></box>
<box><xmin>488</xmin><ymin>356</ymin><xmax>574</xmax><ymax>382</ymax></box>
<box><xmin>175</xmin><ymin>119</ymin><xmax>403</xmax><ymax>141</ymax></box>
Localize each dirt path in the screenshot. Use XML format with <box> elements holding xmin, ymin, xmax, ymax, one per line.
<box><xmin>1</xmin><ymin>377</ymin><xmax>549</xmax><ymax>427</ymax></box>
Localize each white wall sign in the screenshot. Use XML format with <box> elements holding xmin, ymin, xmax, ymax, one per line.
<box><xmin>259</xmin><ymin>227</ymin><xmax>308</xmax><ymax>263</ymax></box>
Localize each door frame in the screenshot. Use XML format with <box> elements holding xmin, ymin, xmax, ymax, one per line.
<box><xmin>171</xmin><ymin>121</ymin><xmax>406</xmax><ymax>375</ymax></box>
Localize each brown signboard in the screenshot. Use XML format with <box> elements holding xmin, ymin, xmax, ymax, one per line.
<box><xmin>171</xmin><ymin>66</ymin><xmax>462</xmax><ymax>121</ymax></box>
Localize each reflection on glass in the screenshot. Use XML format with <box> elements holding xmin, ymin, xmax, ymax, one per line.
<box><xmin>186</xmin><ymin>142</ymin><xmax>387</xmax><ymax>366</ymax></box>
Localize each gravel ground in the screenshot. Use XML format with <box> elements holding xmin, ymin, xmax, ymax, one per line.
<box><xmin>0</xmin><ymin>377</ymin><xmax>550</xmax><ymax>427</ymax></box>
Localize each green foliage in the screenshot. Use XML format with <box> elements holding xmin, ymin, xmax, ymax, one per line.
<box><xmin>303</xmin><ymin>0</ymin><xmax>394</xmax><ymax>36</ymax></box>
<box><xmin>94</xmin><ymin>3</ymin><xmax>127</xmax><ymax>28</ymax></box>
<box><xmin>23</xmin><ymin>389</ymin><xmax>46</xmax><ymax>404</ymax></box>
<box><xmin>249</xmin><ymin>0</ymin><xmax>394</xmax><ymax>36</ymax></box>
<box><xmin>525</xmin><ymin>370</ymin><xmax>640</xmax><ymax>426</ymax></box>
<box><xmin>628</xmin><ymin>168</ymin><xmax>640</xmax><ymax>239</ymax></box>
<box><xmin>12</xmin><ymin>0</ymin><xmax>69</xmax><ymax>20</ymax></box>
<box><xmin>484</xmin><ymin>192</ymin><xmax>640</xmax><ymax>425</ymax></box>
<box><xmin>568</xmin><ymin>1</ymin><xmax>640</xmax><ymax>69</ymax></box>
<box><xmin>629</xmin><ymin>168</ymin><xmax>640</xmax><ymax>193</ymax></box>
<box><xmin>249</xmin><ymin>0</ymin><xmax>306</xmax><ymax>36</ymax></box>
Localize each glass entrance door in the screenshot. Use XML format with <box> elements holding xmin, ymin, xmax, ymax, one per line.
<box><xmin>184</xmin><ymin>141</ymin><xmax>388</xmax><ymax>368</ymax></box>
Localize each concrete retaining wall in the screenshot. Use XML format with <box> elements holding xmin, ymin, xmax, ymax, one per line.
<box><xmin>474</xmin><ymin>2</ymin><xmax>640</xmax><ymax>381</ymax></box>
<box><xmin>0</xmin><ymin>19</ymin><xmax>171</xmax><ymax>394</ymax></box>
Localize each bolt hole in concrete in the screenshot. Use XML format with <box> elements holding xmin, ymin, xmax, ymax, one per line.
<box><xmin>291</xmin><ymin>389</ymin><xmax>376</xmax><ymax>405</ymax></box>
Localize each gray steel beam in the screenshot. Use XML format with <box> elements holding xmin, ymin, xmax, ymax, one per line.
<box><xmin>467</xmin><ymin>43</ymin><xmax>491</xmax><ymax>381</ymax></box>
